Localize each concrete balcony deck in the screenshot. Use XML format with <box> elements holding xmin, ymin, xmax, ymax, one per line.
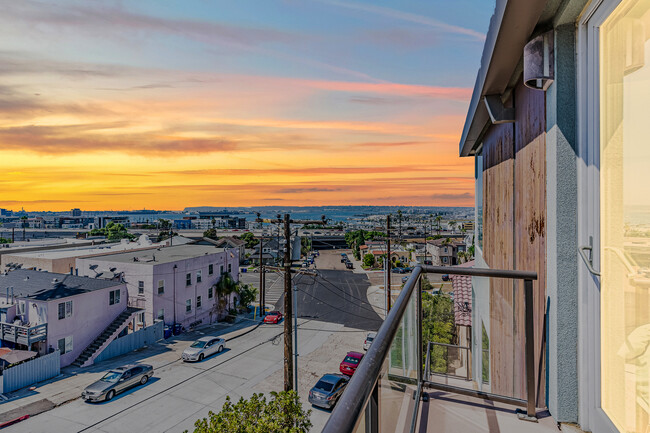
<box><xmin>416</xmin><ymin>390</ymin><xmax>558</xmax><ymax>433</ymax></box>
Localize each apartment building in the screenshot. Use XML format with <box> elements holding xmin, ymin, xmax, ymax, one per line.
<box><xmin>76</xmin><ymin>244</ymin><xmax>240</xmax><ymax>329</ymax></box>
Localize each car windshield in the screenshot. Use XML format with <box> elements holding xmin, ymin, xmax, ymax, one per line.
<box><xmin>100</xmin><ymin>371</ymin><xmax>122</xmax><ymax>382</ymax></box>
<box><xmin>366</xmin><ymin>336</ymin><xmax>374</xmax><ymax>342</ymax></box>
<box><xmin>314</xmin><ymin>380</ymin><xmax>334</xmax><ymax>392</ymax></box>
<box><xmin>344</xmin><ymin>356</ymin><xmax>360</xmax><ymax>364</ymax></box>
<box><xmin>191</xmin><ymin>341</ymin><xmax>207</xmax><ymax>348</ymax></box>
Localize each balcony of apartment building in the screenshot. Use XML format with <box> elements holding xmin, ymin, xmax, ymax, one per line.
<box><xmin>322</xmin><ymin>265</ymin><xmax>558</xmax><ymax>433</ymax></box>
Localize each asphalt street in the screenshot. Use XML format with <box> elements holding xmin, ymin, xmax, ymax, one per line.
<box><xmin>6</xmin><ymin>250</ymin><xmax>380</xmax><ymax>433</ymax></box>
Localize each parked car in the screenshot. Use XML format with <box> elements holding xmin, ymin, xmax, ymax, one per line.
<box><xmin>82</xmin><ymin>364</ymin><xmax>153</xmax><ymax>402</ymax></box>
<box><xmin>345</xmin><ymin>262</ymin><xmax>354</xmax><ymax>269</ymax></box>
<box><xmin>340</xmin><ymin>351</ymin><xmax>364</xmax><ymax>376</ymax></box>
<box><xmin>308</xmin><ymin>374</ymin><xmax>349</xmax><ymax>409</ymax></box>
<box><xmin>264</xmin><ymin>311</ymin><xmax>283</xmax><ymax>324</ymax></box>
<box><xmin>442</xmin><ymin>274</ymin><xmax>450</xmax><ymax>281</ymax></box>
<box><xmin>363</xmin><ymin>332</ymin><xmax>377</xmax><ymax>351</ymax></box>
<box><xmin>392</xmin><ymin>267</ymin><xmax>406</xmax><ymax>274</ymax></box>
<box><xmin>182</xmin><ymin>336</ymin><xmax>226</xmax><ymax>362</ymax></box>
<box><xmin>424</xmin><ymin>260</ymin><xmax>433</xmax><ymax>265</ymax></box>
<box><xmin>401</xmin><ymin>276</ymin><xmax>409</xmax><ymax>283</ymax></box>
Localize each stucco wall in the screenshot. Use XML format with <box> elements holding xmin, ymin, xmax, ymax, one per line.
<box><xmin>42</xmin><ymin>283</ymin><xmax>127</xmax><ymax>367</ymax></box>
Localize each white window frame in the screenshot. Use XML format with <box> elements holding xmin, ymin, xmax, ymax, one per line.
<box><xmin>196</xmin><ymin>270</ymin><xmax>202</xmax><ymax>283</ymax></box>
<box><xmin>158</xmin><ymin>279</ymin><xmax>165</xmax><ymax>295</ymax></box>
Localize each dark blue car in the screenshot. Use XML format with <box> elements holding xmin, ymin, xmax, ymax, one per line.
<box><xmin>308</xmin><ymin>374</ymin><xmax>349</xmax><ymax>409</ymax></box>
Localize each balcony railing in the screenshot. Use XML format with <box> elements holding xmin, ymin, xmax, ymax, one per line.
<box><xmin>0</xmin><ymin>322</ymin><xmax>47</xmax><ymax>346</ymax></box>
<box><xmin>127</xmin><ymin>297</ymin><xmax>146</xmax><ymax>309</ymax></box>
<box><xmin>322</xmin><ymin>264</ymin><xmax>538</xmax><ymax>433</ymax></box>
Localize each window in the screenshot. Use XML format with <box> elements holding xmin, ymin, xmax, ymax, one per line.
<box><xmin>208</xmin><ymin>264</ymin><xmax>213</xmax><ymax>275</ymax></box>
<box><xmin>186</xmin><ymin>273</ymin><xmax>192</xmax><ymax>286</ymax></box>
<box><xmin>186</xmin><ymin>299</ymin><xmax>192</xmax><ymax>312</ymax></box>
<box><xmin>208</xmin><ymin>286</ymin><xmax>213</xmax><ymax>299</ymax></box>
<box><xmin>138</xmin><ymin>281</ymin><xmax>144</xmax><ymax>295</ymax></box>
<box><xmin>442</xmin><ymin>257</ymin><xmax>448</xmax><ymax>264</ymax></box>
<box><xmin>158</xmin><ymin>279</ymin><xmax>165</xmax><ymax>294</ymax></box>
<box><xmin>197</xmin><ymin>296</ymin><xmax>202</xmax><ymax>308</ymax></box>
<box><xmin>157</xmin><ymin>309</ymin><xmax>164</xmax><ymax>321</ymax></box>
<box><xmin>58</xmin><ymin>300</ymin><xmax>72</xmax><ymax>319</ymax></box>
<box><xmin>220</xmin><ymin>265</ymin><xmax>224</xmax><ymax>274</ymax></box>
<box><xmin>475</xmin><ymin>149</ymin><xmax>483</xmax><ymax>250</ymax></box>
<box><xmin>196</xmin><ymin>270</ymin><xmax>202</xmax><ymax>283</ymax></box>
<box><xmin>109</xmin><ymin>289</ymin><xmax>121</xmax><ymax>305</ymax></box>
<box><xmin>228</xmin><ymin>264</ymin><xmax>232</xmax><ymax>273</ymax></box>
<box><xmin>58</xmin><ymin>336</ymin><xmax>73</xmax><ymax>354</ymax></box>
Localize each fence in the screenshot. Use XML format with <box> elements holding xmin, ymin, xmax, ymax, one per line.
<box><xmin>94</xmin><ymin>321</ymin><xmax>163</xmax><ymax>364</ymax></box>
<box><xmin>0</xmin><ymin>350</ymin><xmax>60</xmax><ymax>394</ymax></box>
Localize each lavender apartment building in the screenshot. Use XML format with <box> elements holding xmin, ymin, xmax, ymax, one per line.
<box><xmin>76</xmin><ymin>244</ymin><xmax>240</xmax><ymax>329</ymax></box>
<box><xmin>0</xmin><ymin>270</ymin><xmax>131</xmax><ymax>367</ymax></box>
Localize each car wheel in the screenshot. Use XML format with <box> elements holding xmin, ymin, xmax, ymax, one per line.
<box><xmin>105</xmin><ymin>390</ymin><xmax>115</xmax><ymax>401</ymax></box>
<box><xmin>217</xmin><ymin>345</ymin><xmax>223</xmax><ymax>353</ymax></box>
<box><xmin>140</xmin><ymin>375</ymin><xmax>148</xmax><ymax>385</ymax></box>
<box><xmin>198</xmin><ymin>354</ymin><xmax>204</xmax><ymax>361</ymax></box>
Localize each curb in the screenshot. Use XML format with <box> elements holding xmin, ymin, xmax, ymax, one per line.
<box><xmin>0</xmin><ymin>415</ymin><xmax>29</xmax><ymax>429</ymax></box>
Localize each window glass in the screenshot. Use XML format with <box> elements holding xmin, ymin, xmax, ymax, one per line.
<box><xmin>186</xmin><ymin>299</ymin><xmax>191</xmax><ymax>312</ymax></box>
<box><xmin>138</xmin><ymin>281</ymin><xmax>144</xmax><ymax>295</ymax></box>
<box><xmin>209</xmin><ymin>264</ymin><xmax>213</xmax><ymax>275</ymax></box>
<box><xmin>600</xmin><ymin>2</ymin><xmax>650</xmax><ymax>431</ymax></box>
<box><xmin>58</xmin><ymin>302</ymin><xmax>65</xmax><ymax>320</ymax></box>
<box><xmin>196</xmin><ymin>270</ymin><xmax>202</xmax><ymax>283</ymax></box>
<box><xmin>186</xmin><ymin>273</ymin><xmax>192</xmax><ymax>286</ymax></box>
<box><xmin>197</xmin><ymin>296</ymin><xmax>202</xmax><ymax>308</ymax></box>
<box><xmin>157</xmin><ymin>309</ymin><xmax>164</xmax><ymax>320</ymax></box>
<box><xmin>158</xmin><ymin>280</ymin><xmax>164</xmax><ymax>294</ymax></box>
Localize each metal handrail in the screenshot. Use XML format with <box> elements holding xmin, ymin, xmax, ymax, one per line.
<box><xmin>322</xmin><ymin>264</ymin><xmax>538</xmax><ymax>433</ymax></box>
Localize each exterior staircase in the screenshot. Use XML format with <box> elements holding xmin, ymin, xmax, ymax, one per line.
<box><xmin>71</xmin><ymin>307</ymin><xmax>142</xmax><ymax>368</ymax></box>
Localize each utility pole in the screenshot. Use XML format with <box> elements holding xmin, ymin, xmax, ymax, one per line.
<box><xmin>255</xmin><ymin>213</ymin><xmax>326</xmax><ymax>392</ymax></box>
<box><xmin>257</xmin><ymin>214</ymin><xmax>265</xmax><ymax>318</ymax></box>
<box><xmin>282</xmin><ymin>214</ymin><xmax>292</xmax><ymax>392</ymax></box>
<box><xmin>386</xmin><ymin>214</ymin><xmax>392</xmax><ymax>311</ymax></box>
<box><xmin>293</xmin><ymin>283</ymin><xmax>299</xmax><ymax>390</ymax></box>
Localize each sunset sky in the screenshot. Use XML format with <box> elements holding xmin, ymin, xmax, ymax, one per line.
<box><xmin>0</xmin><ymin>0</ymin><xmax>492</xmax><ymax>211</ymax></box>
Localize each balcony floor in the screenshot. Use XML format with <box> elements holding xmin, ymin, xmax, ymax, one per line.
<box><xmin>416</xmin><ymin>390</ymin><xmax>558</xmax><ymax>433</ymax></box>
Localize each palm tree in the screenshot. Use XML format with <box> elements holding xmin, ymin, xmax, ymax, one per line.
<box><xmin>214</xmin><ymin>272</ymin><xmax>237</xmax><ymax>317</ymax></box>
<box><xmin>435</xmin><ymin>215</ymin><xmax>442</xmax><ymax>235</ymax></box>
<box><xmin>449</xmin><ymin>220</ymin><xmax>457</xmax><ymax>234</ymax></box>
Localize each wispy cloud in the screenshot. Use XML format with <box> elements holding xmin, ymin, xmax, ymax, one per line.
<box><xmin>318</xmin><ymin>0</ymin><xmax>486</xmax><ymax>41</ymax></box>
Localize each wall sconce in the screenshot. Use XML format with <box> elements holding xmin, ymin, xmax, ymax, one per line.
<box><xmin>524</xmin><ymin>30</ymin><xmax>554</xmax><ymax>91</ymax></box>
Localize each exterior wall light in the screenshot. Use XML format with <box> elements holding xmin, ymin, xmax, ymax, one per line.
<box><xmin>524</xmin><ymin>30</ymin><xmax>554</xmax><ymax>91</ymax></box>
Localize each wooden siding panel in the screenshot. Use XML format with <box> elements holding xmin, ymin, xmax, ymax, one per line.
<box><xmin>480</xmin><ymin>81</ymin><xmax>546</xmax><ymax>404</ymax></box>
<box><xmin>513</xmin><ymin>81</ymin><xmax>546</xmax><ymax>405</ymax></box>
<box><xmin>482</xmin><ymin>121</ymin><xmax>515</xmax><ymax>398</ymax></box>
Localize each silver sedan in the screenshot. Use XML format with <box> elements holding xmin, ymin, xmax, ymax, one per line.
<box><xmin>82</xmin><ymin>364</ymin><xmax>153</xmax><ymax>402</ymax></box>
<box><xmin>182</xmin><ymin>336</ymin><xmax>226</xmax><ymax>362</ymax></box>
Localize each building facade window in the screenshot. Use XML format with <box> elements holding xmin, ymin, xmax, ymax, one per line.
<box><xmin>220</xmin><ymin>265</ymin><xmax>224</xmax><ymax>274</ymax></box>
<box><xmin>186</xmin><ymin>273</ymin><xmax>192</xmax><ymax>286</ymax></box>
<box><xmin>109</xmin><ymin>289</ymin><xmax>121</xmax><ymax>305</ymax></box>
<box><xmin>208</xmin><ymin>264</ymin><xmax>213</xmax><ymax>275</ymax></box>
<box><xmin>58</xmin><ymin>336</ymin><xmax>73</xmax><ymax>354</ymax></box>
<box><xmin>228</xmin><ymin>264</ymin><xmax>232</xmax><ymax>273</ymax></box>
<box><xmin>157</xmin><ymin>309</ymin><xmax>164</xmax><ymax>321</ymax></box>
<box><xmin>196</xmin><ymin>270</ymin><xmax>202</xmax><ymax>283</ymax></box>
<box><xmin>197</xmin><ymin>296</ymin><xmax>202</xmax><ymax>308</ymax></box>
<box><xmin>208</xmin><ymin>286</ymin><xmax>213</xmax><ymax>299</ymax></box>
<box><xmin>186</xmin><ymin>299</ymin><xmax>191</xmax><ymax>312</ymax></box>
<box><xmin>138</xmin><ymin>281</ymin><xmax>144</xmax><ymax>295</ymax></box>
<box><xmin>58</xmin><ymin>300</ymin><xmax>72</xmax><ymax>319</ymax></box>
<box><xmin>158</xmin><ymin>279</ymin><xmax>165</xmax><ymax>294</ymax></box>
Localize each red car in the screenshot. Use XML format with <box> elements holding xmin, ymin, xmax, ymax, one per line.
<box><xmin>264</xmin><ymin>311</ymin><xmax>283</xmax><ymax>324</ymax></box>
<box><xmin>339</xmin><ymin>351</ymin><xmax>364</xmax><ymax>376</ymax></box>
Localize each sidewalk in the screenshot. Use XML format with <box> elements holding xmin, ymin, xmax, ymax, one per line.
<box><xmin>0</xmin><ymin>314</ymin><xmax>261</xmax><ymax>423</ymax></box>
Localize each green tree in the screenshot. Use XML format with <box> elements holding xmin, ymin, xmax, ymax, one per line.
<box><xmin>185</xmin><ymin>391</ymin><xmax>311</xmax><ymax>433</ymax></box>
<box><xmin>0</xmin><ymin>237</ymin><xmax>11</xmax><ymax>244</ymax></box>
<box><xmin>236</xmin><ymin>283</ymin><xmax>257</xmax><ymax>309</ymax></box>
<box><xmin>435</xmin><ymin>215</ymin><xmax>442</xmax><ymax>234</ymax></box>
<box><xmin>362</xmin><ymin>253</ymin><xmax>375</xmax><ymax>268</ymax></box>
<box><xmin>204</xmin><ymin>228</ymin><xmax>218</xmax><ymax>239</ymax></box>
<box><xmin>238</xmin><ymin>232</ymin><xmax>259</xmax><ymax>249</ymax></box>
<box><xmin>422</xmin><ymin>291</ymin><xmax>456</xmax><ymax>373</ymax></box>
<box><xmin>158</xmin><ymin>219</ymin><xmax>172</xmax><ymax>231</ymax></box>
<box><xmin>215</xmin><ymin>272</ymin><xmax>238</xmax><ymax>314</ymax></box>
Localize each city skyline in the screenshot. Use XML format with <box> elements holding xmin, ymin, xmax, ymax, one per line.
<box><xmin>1</xmin><ymin>0</ymin><xmax>492</xmax><ymax>211</ymax></box>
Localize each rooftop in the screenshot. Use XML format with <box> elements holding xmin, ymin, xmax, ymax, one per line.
<box><xmin>0</xmin><ymin>269</ymin><xmax>122</xmax><ymax>301</ymax></box>
<box><xmin>85</xmin><ymin>244</ymin><xmax>229</xmax><ymax>265</ymax></box>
